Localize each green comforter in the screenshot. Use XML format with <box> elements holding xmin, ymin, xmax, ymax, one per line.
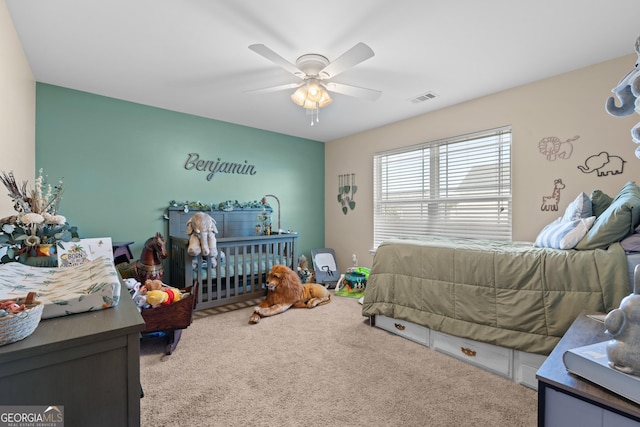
<box><xmin>362</xmin><ymin>237</ymin><xmax>631</xmax><ymax>355</ymax></box>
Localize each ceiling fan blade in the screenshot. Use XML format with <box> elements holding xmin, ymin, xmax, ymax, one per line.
<box><xmin>248</xmin><ymin>44</ymin><xmax>304</xmax><ymax>78</ymax></box>
<box><xmin>245</xmin><ymin>82</ymin><xmax>301</xmax><ymax>94</ymax></box>
<box><xmin>319</xmin><ymin>42</ymin><xmax>375</xmax><ymax>79</ymax></box>
<box><xmin>324</xmin><ymin>82</ymin><xmax>381</xmax><ymax>101</ymax></box>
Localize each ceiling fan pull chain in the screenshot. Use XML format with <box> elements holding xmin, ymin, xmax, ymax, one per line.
<box><xmin>316</xmin><ymin>102</ymin><xmax>320</xmax><ymax>123</ymax></box>
<box><xmin>310</xmin><ymin>109</ymin><xmax>315</xmax><ymax>126</ymax></box>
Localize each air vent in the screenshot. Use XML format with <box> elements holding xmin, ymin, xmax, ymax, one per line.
<box><xmin>410</xmin><ymin>91</ymin><xmax>437</xmax><ymax>104</ymax></box>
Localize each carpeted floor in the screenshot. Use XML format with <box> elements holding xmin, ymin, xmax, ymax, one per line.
<box><xmin>139</xmin><ymin>293</ymin><xmax>537</xmax><ymax>426</ymax></box>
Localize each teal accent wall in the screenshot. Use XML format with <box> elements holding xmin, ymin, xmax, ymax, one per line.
<box><xmin>35</xmin><ymin>83</ymin><xmax>325</xmax><ymax>266</ymax></box>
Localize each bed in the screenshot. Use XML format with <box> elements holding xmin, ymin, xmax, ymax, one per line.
<box><xmin>167</xmin><ymin>208</ymin><xmax>298</xmax><ymax>310</ymax></box>
<box><xmin>362</xmin><ymin>182</ymin><xmax>640</xmax><ymax>388</ymax></box>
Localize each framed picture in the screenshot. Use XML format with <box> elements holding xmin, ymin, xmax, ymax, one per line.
<box><xmin>57</xmin><ymin>237</ymin><xmax>113</xmax><ymax>267</ymax></box>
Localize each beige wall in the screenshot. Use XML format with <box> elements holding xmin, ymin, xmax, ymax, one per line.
<box><xmin>0</xmin><ymin>0</ymin><xmax>35</xmax><ymax>218</ymax></box>
<box><xmin>326</xmin><ymin>54</ymin><xmax>640</xmax><ymax>270</ymax></box>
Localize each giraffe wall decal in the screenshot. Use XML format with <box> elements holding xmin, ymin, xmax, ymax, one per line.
<box><xmin>541</xmin><ymin>178</ymin><xmax>565</xmax><ymax>212</ymax></box>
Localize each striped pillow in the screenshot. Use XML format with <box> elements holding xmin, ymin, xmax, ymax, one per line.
<box><xmin>535</xmin><ymin>216</ymin><xmax>596</xmax><ymax>249</ymax></box>
<box><xmin>562</xmin><ymin>192</ymin><xmax>592</xmax><ymax>222</ymax></box>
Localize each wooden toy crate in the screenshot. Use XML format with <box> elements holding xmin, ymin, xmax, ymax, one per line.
<box><xmin>140</xmin><ymin>284</ymin><xmax>197</xmax><ymax>355</ymax></box>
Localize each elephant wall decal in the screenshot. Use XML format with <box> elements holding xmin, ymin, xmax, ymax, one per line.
<box><xmin>577</xmin><ymin>151</ymin><xmax>626</xmax><ymax>177</ymax></box>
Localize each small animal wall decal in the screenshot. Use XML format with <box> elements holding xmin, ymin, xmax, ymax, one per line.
<box><xmin>577</xmin><ymin>151</ymin><xmax>626</xmax><ymax>177</ymax></box>
<box><xmin>537</xmin><ymin>135</ymin><xmax>579</xmax><ymax>161</ymax></box>
<box><xmin>541</xmin><ymin>178</ymin><xmax>565</xmax><ymax>212</ymax></box>
<box><xmin>338</xmin><ymin>173</ymin><xmax>357</xmax><ymax>215</ymax></box>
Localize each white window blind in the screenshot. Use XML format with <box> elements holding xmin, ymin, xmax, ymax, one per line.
<box><xmin>373</xmin><ymin>126</ymin><xmax>512</xmax><ymax>248</ymax></box>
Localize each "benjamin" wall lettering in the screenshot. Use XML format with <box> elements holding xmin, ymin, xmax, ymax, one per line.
<box><xmin>184</xmin><ymin>153</ymin><xmax>258</xmax><ymax>181</ymax></box>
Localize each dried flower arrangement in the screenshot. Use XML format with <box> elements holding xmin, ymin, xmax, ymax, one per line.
<box><xmin>0</xmin><ymin>169</ymin><xmax>78</xmax><ymax>263</ymax></box>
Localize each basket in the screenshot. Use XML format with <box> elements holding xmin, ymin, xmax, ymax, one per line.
<box><xmin>141</xmin><ymin>285</ymin><xmax>197</xmax><ymax>333</ymax></box>
<box><xmin>0</xmin><ymin>292</ymin><xmax>44</xmax><ymax>346</ymax></box>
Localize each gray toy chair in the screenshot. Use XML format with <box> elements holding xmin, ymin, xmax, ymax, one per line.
<box><xmin>311</xmin><ymin>248</ymin><xmax>339</xmax><ymax>289</ymax></box>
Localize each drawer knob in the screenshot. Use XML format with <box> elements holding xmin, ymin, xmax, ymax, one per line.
<box><xmin>461</xmin><ymin>347</ymin><xmax>477</xmax><ymax>357</ymax></box>
<box><xmin>394</xmin><ymin>323</ymin><xmax>406</xmax><ymax>331</ymax></box>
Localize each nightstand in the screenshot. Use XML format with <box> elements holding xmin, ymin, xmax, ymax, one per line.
<box><xmin>113</xmin><ymin>241</ymin><xmax>135</xmax><ymax>264</ymax></box>
<box><xmin>536</xmin><ymin>314</ymin><xmax>640</xmax><ymax>427</ymax></box>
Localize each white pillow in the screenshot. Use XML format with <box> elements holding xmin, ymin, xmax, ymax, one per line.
<box><xmin>535</xmin><ymin>216</ymin><xmax>596</xmax><ymax>249</ymax></box>
<box><xmin>562</xmin><ymin>192</ymin><xmax>592</xmax><ymax>222</ymax></box>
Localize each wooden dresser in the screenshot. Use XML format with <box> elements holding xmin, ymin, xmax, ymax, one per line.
<box><xmin>0</xmin><ymin>284</ymin><xmax>145</xmax><ymax>427</ymax></box>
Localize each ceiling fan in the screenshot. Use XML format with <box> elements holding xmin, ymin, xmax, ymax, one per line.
<box><xmin>247</xmin><ymin>42</ymin><xmax>381</xmax><ymax>124</ymax></box>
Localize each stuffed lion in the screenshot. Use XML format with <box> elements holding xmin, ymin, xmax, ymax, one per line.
<box><xmin>249</xmin><ymin>264</ymin><xmax>330</xmax><ymax>324</ymax></box>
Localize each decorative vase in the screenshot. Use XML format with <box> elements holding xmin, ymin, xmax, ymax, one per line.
<box><xmin>35</xmin><ymin>244</ymin><xmax>55</xmax><ymax>257</ymax></box>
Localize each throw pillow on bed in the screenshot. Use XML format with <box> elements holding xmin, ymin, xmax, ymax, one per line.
<box><xmin>576</xmin><ymin>181</ymin><xmax>640</xmax><ymax>250</ymax></box>
<box><xmin>621</xmin><ymin>224</ymin><xmax>640</xmax><ymax>252</ymax></box>
<box><xmin>591</xmin><ymin>189</ymin><xmax>613</xmax><ymax>218</ymax></box>
<box><xmin>535</xmin><ymin>216</ymin><xmax>596</xmax><ymax>250</ymax></box>
<box><xmin>561</xmin><ymin>192</ymin><xmax>592</xmax><ymax>222</ymax></box>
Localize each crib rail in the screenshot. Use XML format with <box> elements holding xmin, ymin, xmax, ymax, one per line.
<box><xmin>169</xmin><ymin>234</ymin><xmax>298</xmax><ymax>310</ymax></box>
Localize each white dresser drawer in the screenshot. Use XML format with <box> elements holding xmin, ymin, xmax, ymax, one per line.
<box><xmin>374</xmin><ymin>315</ymin><xmax>430</xmax><ymax>346</ymax></box>
<box><xmin>431</xmin><ymin>330</ymin><xmax>512</xmax><ymax>378</ymax></box>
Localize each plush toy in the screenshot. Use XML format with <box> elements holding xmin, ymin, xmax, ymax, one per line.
<box><xmin>185</xmin><ymin>212</ymin><xmax>218</xmax><ymax>265</ymax></box>
<box><xmin>297</xmin><ymin>254</ymin><xmax>311</xmax><ymax>284</ymax></box>
<box><xmin>123</xmin><ymin>277</ymin><xmax>139</xmax><ymax>291</ymax></box>
<box><xmin>132</xmin><ymin>291</ymin><xmax>148</xmax><ymax>312</ymax></box>
<box><xmin>606</xmin><ymin>35</ymin><xmax>640</xmax><ymax>157</ymax></box>
<box><xmin>127</xmin><ymin>280</ymin><xmax>148</xmax><ymax>312</ymax></box>
<box><xmin>146</xmin><ymin>287</ymin><xmax>182</xmax><ymax>308</ymax></box>
<box><xmin>140</xmin><ymin>279</ymin><xmax>164</xmax><ymax>294</ymax></box>
<box><xmin>604</xmin><ymin>265</ymin><xmax>640</xmax><ymax>375</ymax></box>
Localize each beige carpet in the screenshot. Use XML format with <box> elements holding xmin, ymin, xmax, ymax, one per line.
<box><xmin>140</xmin><ymin>293</ymin><xmax>537</xmax><ymax>427</ymax></box>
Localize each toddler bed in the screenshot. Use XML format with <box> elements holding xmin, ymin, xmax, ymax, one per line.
<box><xmin>362</xmin><ymin>182</ymin><xmax>640</xmax><ymax>387</ymax></box>
<box><xmin>168</xmin><ymin>208</ymin><xmax>297</xmax><ymax>310</ymax></box>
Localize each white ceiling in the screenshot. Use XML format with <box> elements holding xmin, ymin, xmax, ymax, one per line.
<box><xmin>6</xmin><ymin>0</ymin><xmax>640</xmax><ymax>142</ymax></box>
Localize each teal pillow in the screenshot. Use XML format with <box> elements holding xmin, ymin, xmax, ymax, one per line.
<box><xmin>590</xmin><ymin>190</ymin><xmax>613</xmax><ymax>218</ymax></box>
<box><xmin>576</xmin><ymin>182</ymin><xmax>640</xmax><ymax>250</ymax></box>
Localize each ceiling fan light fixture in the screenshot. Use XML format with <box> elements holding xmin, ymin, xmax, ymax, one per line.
<box><xmin>249</xmin><ymin>42</ymin><xmax>378</xmax><ymax>126</ymax></box>
<box><xmin>291</xmin><ymin>80</ymin><xmax>332</xmax><ymax>109</ymax></box>
<box><xmin>290</xmin><ymin>80</ymin><xmax>332</xmax><ymax>126</ymax></box>
<box><xmin>291</xmin><ymin>86</ymin><xmax>308</xmax><ymax>106</ymax></box>
<box><xmin>317</xmin><ymin>90</ymin><xmax>332</xmax><ymax>108</ymax></box>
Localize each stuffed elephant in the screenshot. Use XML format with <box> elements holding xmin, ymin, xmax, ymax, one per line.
<box><xmin>186</xmin><ymin>212</ymin><xmax>218</xmax><ymax>263</ymax></box>
<box><xmin>604</xmin><ymin>265</ymin><xmax>640</xmax><ymax>375</ymax></box>
<box><xmin>606</xmin><ymin>35</ymin><xmax>640</xmax><ymax>157</ymax></box>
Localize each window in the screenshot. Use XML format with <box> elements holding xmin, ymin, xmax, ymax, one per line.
<box><xmin>373</xmin><ymin>126</ymin><xmax>512</xmax><ymax>248</ymax></box>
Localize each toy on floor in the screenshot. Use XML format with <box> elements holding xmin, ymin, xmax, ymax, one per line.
<box><xmin>297</xmin><ymin>254</ymin><xmax>312</xmax><ymax>283</ymax></box>
<box><xmin>296</xmin><ymin>282</ymin><xmax>330</xmax><ymax>308</ymax></box>
<box><xmin>249</xmin><ymin>264</ymin><xmax>330</xmax><ymax>324</ymax></box>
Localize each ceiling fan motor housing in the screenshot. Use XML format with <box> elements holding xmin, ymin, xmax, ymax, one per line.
<box><xmin>295</xmin><ymin>54</ymin><xmax>330</xmax><ymax>78</ymax></box>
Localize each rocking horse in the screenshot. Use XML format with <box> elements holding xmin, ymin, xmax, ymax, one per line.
<box><xmin>132</xmin><ymin>232</ymin><xmax>168</xmax><ymax>283</ymax></box>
